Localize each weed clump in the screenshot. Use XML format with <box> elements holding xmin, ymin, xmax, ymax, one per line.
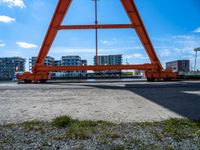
<box><xmin>162</xmin><ymin>118</ymin><xmax>200</xmax><ymax>141</ymax></box>
<box><xmin>52</xmin><ymin>115</ymin><xmax>72</xmax><ymax>127</ymax></box>
<box><xmin>22</xmin><ymin>121</ymin><xmax>44</xmax><ymax>131</ymax></box>
<box><xmin>66</xmin><ymin>120</ymin><xmax>102</xmax><ymax>140</ymax></box>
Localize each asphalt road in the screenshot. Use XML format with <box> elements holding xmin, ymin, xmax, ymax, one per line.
<box><xmin>0</xmin><ymin>80</ymin><xmax>199</xmax><ymax>124</ymax></box>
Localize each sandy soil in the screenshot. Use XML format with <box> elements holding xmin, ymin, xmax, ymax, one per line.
<box><xmin>0</xmin><ymin>81</ymin><xmax>199</xmax><ymax>124</ymax></box>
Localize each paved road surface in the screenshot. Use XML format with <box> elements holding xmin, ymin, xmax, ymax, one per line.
<box><xmin>0</xmin><ymin>81</ymin><xmax>199</xmax><ymax>124</ymax></box>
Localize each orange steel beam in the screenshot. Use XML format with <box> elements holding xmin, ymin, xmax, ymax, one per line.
<box><xmin>120</xmin><ymin>0</ymin><xmax>163</xmax><ymax>70</ymax></box>
<box><xmin>36</xmin><ymin>64</ymin><xmax>156</xmax><ymax>72</ymax></box>
<box><xmin>33</xmin><ymin>0</ymin><xmax>72</xmax><ymax>72</ymax></box>
<box><xmin>59</xmin><ymin>24</ymin><xmax>134</xmax><ymax>30</ymax></box>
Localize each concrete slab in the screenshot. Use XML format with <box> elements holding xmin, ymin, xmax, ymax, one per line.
<box><xmin>0</xmin><ymin>81</ymin><xmax>199</xmax><ymax>124</ymax></box>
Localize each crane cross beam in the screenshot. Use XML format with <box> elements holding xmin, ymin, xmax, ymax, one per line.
<box><xmin>59</xmin><ymin>24</ymin><xmax>134</xmax><ymax>30</ymax></box>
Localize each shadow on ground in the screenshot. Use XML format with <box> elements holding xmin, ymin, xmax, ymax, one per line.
<box><xmin>82</xmin><ymin>82</ymin><xmax>200</xmax><ymax>120</ymax></box>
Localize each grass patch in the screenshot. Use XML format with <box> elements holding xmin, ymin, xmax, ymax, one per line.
<box><xmin>98</xmin><ymin>127</ymin><xmax>121</xmax><ymax>141</ymax></box>
<box><xmin>162</xmin><ymin>118</ymin><xmax>200</xmax><ymax>141</ymax></box>
<box><xmin>66</xmin><ymin>125</ymin><xmax>92</xmax><ymax>140</ymax></box>
<box><xmin>163</xmin><ymin>118</ymin><xmax>200</xmax><ymax>130</ymax></box>
<box><xmin>52</xmin><ymin>135</ymin><xmax>68</xmax><ymax>141</ymax></box>
<box><xmin>70</xmin><ymin>120</ymin><xmax>99</xmax><ymax>128</ymax></box>
<box><xmin>1</xmin><ymin>138</ymin><xmax>12</xmax><ymax>144</ymax></box>
<box><xmin>0</xmin><ymin>123</ymin><xmax>15</xmax><ymax>128</ymax></box>
<box><xmin>128</xmin><ymin>138</ymin><xmax>142</xmax><ymax>147</ymax></box>
<box><xmin>52</xmin><ymin>115</ymin><xmax>72</xmax><ymax>127</ymax></box>
<box><xmin>126</xmin><ymin>139</ymin><xmax>160</xmax><ymax>150</ymax></box>
<box><xmin>70</xmin><ymin>119</ymin><xmax>112</xmax><ymax>128</ymax></box>
<box><xmin>22</xmin><ymin>120</ymin><xmax>45</xmax><ymax>131</ymax></box>
<box><xmin>65</xmin><ymin>120</ymin><xmax>110</xmax><ymax>140</ymax></box>
<box><xmin>163</xmin><ymin>145</ymin><xmax>174</xmax><ymax>150</ymax></box>
<box><xmin>196</xmin><ymin>130</ymin><xmax>200</xmax><ymax>137</ymax></box>
<box><xmin>152</xmin><ymin>131</ymin><xmax>164</xmax><ymax>141</ymax></box>
<box><xmin>111</xmin><ymin>145</ymin><xmax>125</xmax><ymax>150</ymax></box>
<box><xmin>138</xmin><ymin>121</ymin><xmax>154</xmax><ymax>128</ymax></box>
<box><xmin>1</xmin><ymin>116</ymin><xmax>200</xmax><ymax>148</ymax></box>
<box><xmin>104</xmin><ymin>130</ymin><xmax>121</xmax><ymax>139</ymax></box>
<box><xmin>51</xmin><ymin>117</ymin><xmax>112</xmax><ymax>140</ymax></box>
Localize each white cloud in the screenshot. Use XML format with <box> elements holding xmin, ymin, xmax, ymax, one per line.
<box><xmin>50</xmin><ymin>45</ymin><xmax>146</xmax><ymax>57</ymax></box>
<box><xmin>0</xmin><ymin>43</ymin><xmax>5</xmax><ymax>47</ymax></box>
<box><xmin>51</xmin><ymin>47</ymin><xmax>95</xmax><ymax>54</ymax></box>
<box><xmin>0</xmin><ymin>41</ymin><xmax>5</xmax><ymax>47</ymax></box>
<box><xmin>156</xmin><ymin>35</ymin><xmax>200</xmax><ymax>56</ymax></box>
<box><xmin>194</xmin><ymin>27</ymin><xmax>200</xmax><ymax>33</ymax></box>
<box><xmin>0</xmin><ymin>0</ymin><xmax>25</xmax><ymax>8</ymax></box>
<box><xmin>159</xmin><ymin>49</ymin><xmax>171</xmax><ymax>57</ymax></box>
<box><xmin>172</xmin><ymin>35</ymin><xmax>192</xmax><ymax>40</ymax></box>
<box><xmin>125</xmin><ymin>53</ymin><xmax>147</xmax><ymax>59</ymax></box>
<box><xmin>0</xmin><ymin>15</ymin><xmax>15</xmax><ymax>23</ymax></box>
<box><xmin>16</xmin><ymin>41</ymin><xmax>38</xmax><ymax>49</ymax></box>
<box><xmin>101</xmin><ymin>40</ymin><xmax>108</xmax><ymax>44</ymax></box>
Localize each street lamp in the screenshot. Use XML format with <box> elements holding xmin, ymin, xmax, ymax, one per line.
<box><xmin>194</xmin><ymin>48</ymin><xmax>200</xmax><ymax>71</ymax></box>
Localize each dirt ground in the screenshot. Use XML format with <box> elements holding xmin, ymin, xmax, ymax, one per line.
<box><xmin>0</xmin><ymin>80</ymin><xmax>199</xmax><ymax>124</ymax></box>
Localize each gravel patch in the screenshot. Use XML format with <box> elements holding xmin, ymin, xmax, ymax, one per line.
<box><xmin>0</xmin><ymin>117</ymin><xmax>199</xmax><ymax>150</ymax></box>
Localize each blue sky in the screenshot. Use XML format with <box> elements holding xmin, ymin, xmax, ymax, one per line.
<box><xmin>0</xmin><ymin>0</ymin><xmax>200</xmax><ymax>71</ymax></box>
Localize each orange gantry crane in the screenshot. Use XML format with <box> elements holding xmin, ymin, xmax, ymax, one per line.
<box><xmin>17</xmin><ymin>0</ymin><xmax>177</xmax><ymax>83</ymax></box>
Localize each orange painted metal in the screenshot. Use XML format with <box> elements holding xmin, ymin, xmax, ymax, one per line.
<box><xmin>59</xmin><ymin>24</ymin><xmax>134</xmax><ymax>30</ymax></box>
<box><xmin>36</xmin><ymin>64</ymin><xmax>157</xmax><ymax>72</ymax></box>
<box><xmin>145</xmin><ymin>70</ymin><xmax>177</xmax><ymax>81</ymax></box>
<box><xmin>16</xmin><ymin>72</ymin><xmax>50</xmax><ymax>83</ymax></box>
<box><xmin>17</xmin><ymin>0</ymin><xmax>177</xmax><ymax>82</ymax></box>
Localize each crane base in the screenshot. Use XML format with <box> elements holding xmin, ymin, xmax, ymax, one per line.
<box><xmin>16</xmin><ymin>70</ymin><xmax>177</xmax><ymax>83</ymax></box>
<box><xmin>17</xmin><ymin>72</ymin><xmax>50</xmax><ymax>83</ymax></box>
<box><xmin>145</xmin><ymin>70</ymin><xmax>177</xmax><ymax>81</ymax></box>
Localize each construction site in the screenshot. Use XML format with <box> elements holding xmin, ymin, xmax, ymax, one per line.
<box><xmin>0</xmin><ymin>0</ymin><xmax>200</xmax><ymax>149</ymax></box>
